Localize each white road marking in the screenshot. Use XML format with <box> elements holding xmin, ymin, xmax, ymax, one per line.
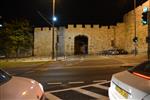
<box><xmin>45</xmin><ymin>92</ymin><xmax>62</xmax><ymax>100</ymax></box>
<box><xmin>45</xmin><ymin>80</ymin><xmax>110</xmax><ymax>100</ymax></box>
<box><xmin>47</xmin><ymin>82</ymin><xmax>62</xmax><ymax>85</ymax></box>
<box><xmin>72</xmin><ymin>88</ymin><xmax>108</xmax><ymax>99</ymax></box>
<box><xmin>49</xmin><ymin>80</ymin><xmax>110</xmax><ymax>93</ymax></box>
<box><xmin>92</xmin><ymin>84</ymin><xmax>109</xmax><ymax>90</ymax></box>
<box><xmin>49</xmin><ymin>87</ymin><xmax>74</xmax><ymax>93</ymax></box>
<box><xmin>68</xmin><ymin>81</ymin><xmax>84</xmax><ymax>84</ymax></box>
<box><xmin>93</xmin><ymin>80</ymin><xmax>107</xmax><ymax>83</ymax></box>
<box><xmin>97</xmin><ymin>81</ymin><xmax>110</xmax><ymax>85</ymax></box>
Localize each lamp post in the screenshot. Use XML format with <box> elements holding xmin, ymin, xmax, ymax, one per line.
<box><xmin>148</xmin><ymin>0</ymin><xmax>150</xmax><ymax>59</ymax></box>
<box><xmin>52</xmin><ymin>0</ymin><xmax>55</xmax><ymax>59</ymax></box>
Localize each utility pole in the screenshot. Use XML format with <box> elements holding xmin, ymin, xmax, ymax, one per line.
<box><xmin>52</xmin><ymin>0</ymin><xmax>55</xmax><ymax>59</ymax></box>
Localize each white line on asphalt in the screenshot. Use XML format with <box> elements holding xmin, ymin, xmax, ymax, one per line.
<box><xmin>47</xmin><ymin>82</ymin><xmax>62</xmax><ymax>85</ymax></box>
<box><xmin>93</xmin><ymin>80</ymin><xmax>107</xmax><ymax>83</ymax></box>
<box><xmin>45</xmin><ymin>92</ymin><xmax>62</xmax><ymax>100</ymax></box>
<box><xmin>92</xmin><ymin>84</ymin><xmax>109</xmax><ymax>90</ymax></box>
<box><xmin>68</xmin><ymin>81</ymin><xmax>84</xmax><ymax>84</ymax></box>
<box><xmin>49</xmin><ymin>87</ymin><xmax>73</xmax><ymax>93</ymax></box>
<box><xmin>49</xmin><ymin>80</ymin><xmax>110</xmax><ymax>93</ymax></box>
<box><xmin>72</xmin><ymin>88</ymin><xmax>108</xmax><ymax>99</ymax></box>
<box><xmin>98</xmin><ymin>81</ymin><xmax>110</xmax><ymax>85</ymax></box>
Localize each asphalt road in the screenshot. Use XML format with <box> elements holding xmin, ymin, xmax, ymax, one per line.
<box><xmin>4</xmin><ymin>58</ymin><xmax>129</xmax><ymax>90</ymax></box>
<box><xmin>3</xmin><ymin>55</ymin><xmax>146</xmax><ymax>100</ymax></box>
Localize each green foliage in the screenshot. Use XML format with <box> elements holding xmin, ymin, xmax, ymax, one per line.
<box><xmin>0</xmin><ymin>19</ymin><xmax>33</xmax><ymax>57</ymax></box>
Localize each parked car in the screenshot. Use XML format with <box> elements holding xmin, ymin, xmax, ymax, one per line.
<box><xmin>117</xmin><ymin>49</ymin><xmax>128</xmax><ymax>55</ymax></box>
<box><xmin>0</xmin><ymin>69</ymin><xmax>46</xmax><ymax>100</ymax></box>
<box><xmin>109</xmin><ymin>61</ymin><xmax>150</xmax><ymax>100</ymax></box>
<box><xmin>97</xmin><ymin>48</ymin><xmax>128</xmax><ymax>55</ymax></box>
<box><xmin>98</xmin><ymin>49</ymin><xmax>119</xmax><ymax>55</ymax></box>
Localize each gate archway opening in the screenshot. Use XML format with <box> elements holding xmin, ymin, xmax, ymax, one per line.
<box><xmin>74</xmin><ymin>35</ymin><xmax>88</xmax><ymax>55</ymax></box>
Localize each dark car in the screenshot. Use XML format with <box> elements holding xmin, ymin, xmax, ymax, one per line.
<box><xmin>98</xmin><ymin>48</ymin><xmax>128</xmax><ymax>55</ymax></box>
<box><xmin>117</xmin><ymin>49</ymin><xmax>128</xmax><ymax>55</ymax></box>
<box><xmin>99</xmin><ymin>49</ymin><xmax>119</xmax><ymax>55</ymax></box>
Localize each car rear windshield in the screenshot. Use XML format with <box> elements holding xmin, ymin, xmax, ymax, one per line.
<box><xmin>0</xmin><ymin>69</ymin><xmax>12</xmax><ymax>85</ymax></box>
<box><xmin>129</xmin><ymin>61</ymin><xmax>150</xmax><ymax>76</ymax></box>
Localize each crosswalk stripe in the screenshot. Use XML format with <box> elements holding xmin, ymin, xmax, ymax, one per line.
<box><xmin>45</xmin><ymin>92</ymin><xmax>62</xmax><ymax>100</ymax></box>
<box><xmin>45</xmin><ymin>81</ymin><xmax>110</xmax><ymax>100</ymax></box>
<box><xmin>50</xmin><ymin>88</ymin><xmax>74</xmax><ymax>93</ymax></box>
<box><xmin>93</xmin><ymin>80</ymin><xmax>107</xmax><ymax>83</ymax></box>
<box><xmin>92</xmin><ymin>84</ymin><xmax>109</xmax><ymax>90</ymax></box>
<box><xmin>72</xmin><ymin>88</ymin><xmax>108</xmax><ymax>100</ymax></box>
<box><xmin>98</xmin><ymin>81</ymin><xmax>110</xmax><ymax>85</ymax></box>
<box><xmin>48</xmin><ymin>81</ymin><xmax>110</xmax><ymax>93</ymax></box>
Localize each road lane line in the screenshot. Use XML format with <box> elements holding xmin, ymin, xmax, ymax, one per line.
<box><xmin>68</xmin><ymin>81</ymin><xmax>84</xmax><ymax>84</ymax></box>
<box><xmin>47</xmin><ymin>82</ymin><xmax>62</xmax><ymax>85</ymax></box>
<box><xmin>72</xmin><ymin>88</ymin><xmax>108</xmax><ymax>99</ymax></box>
<box><xmin>93</xmin><ymin>80</ymin><xmax>107</xmax><ymax>83</ymax></box>
<box><xmin>45</xmin><ymin>92</ymin><xmax>62</xmax><ymax>100</ymax></box>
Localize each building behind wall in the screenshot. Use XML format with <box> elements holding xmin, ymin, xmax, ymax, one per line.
<box><xmin>34</xmin><ymin>1</ymin><xmax>149</xmax><ymax>57</ymax></box>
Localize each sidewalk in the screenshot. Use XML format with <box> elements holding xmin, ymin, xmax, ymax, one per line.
<box><xmin>1</xmin><ymin>54</ymin><xmax>148</xmax><ymax>69</ymax></box>
<box><xmin>0</xmin><ymin>54</ymin><xmax>148</xmax><ymax>62</ymax></box>
<box><xmin>59</xmin><ymin>54</ymin><xmax>147</xmax><ymax>61</ymax></box>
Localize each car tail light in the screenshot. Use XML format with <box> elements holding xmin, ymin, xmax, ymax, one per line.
<box><xmin>133</xmin><ymin>72</ymin><xmax>150</xmax><ymax>80</ymax></box>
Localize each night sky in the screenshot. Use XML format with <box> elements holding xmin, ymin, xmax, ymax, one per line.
<box><xmin>1</xmin><ymin>0</ymin><xmax>147</xmax><ymax>26</ymax></box>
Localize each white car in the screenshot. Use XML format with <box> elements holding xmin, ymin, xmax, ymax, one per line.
<box><xmin>109</xmin><ymin>61</ymin><xmax>150</xmax><ymax>100</ymax></box>
<box><xmin>0</xmin><ymin>69</ymin><xmax>46</xmax><ymax>100</ymax></box>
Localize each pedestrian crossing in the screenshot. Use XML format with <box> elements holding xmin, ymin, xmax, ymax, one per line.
<box><xmin>45</xmin><ymin>81</ymin><xmax>110</xmax><ymax>100</ymax></box>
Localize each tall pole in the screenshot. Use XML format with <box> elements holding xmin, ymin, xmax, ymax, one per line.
<box><xmin>133</xmin><ymin>0</ymin><xmax>137</xmax><ymax>56</ymax></box>
<box><xmin>52</xmin><ymin>0</ymin><xmax>55</xmax><ymax>59</ymax></box>
<box><xmin>148</xmin><ymin>0</ymin><xmax>150</xmax><ymax>60</ymax></box>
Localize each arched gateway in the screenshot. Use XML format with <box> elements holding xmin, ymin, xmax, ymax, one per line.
<box><xmin>74</xmin><ymin>35</ymin><xmax>88</xmax><ymax>55</ymax></box>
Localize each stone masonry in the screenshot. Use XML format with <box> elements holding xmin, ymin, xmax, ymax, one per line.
<box><xmin>34</xmin><ymin>1</ymin><xmax>149</xmax><ymax>57</ymax></box>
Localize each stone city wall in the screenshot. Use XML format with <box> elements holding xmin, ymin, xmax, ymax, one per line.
<box><xmin>123</xmin><ymin>1</ymin><xmax>149</xmax><ymax>53</ymax></box>
<box><xmin>34</xmin><ymin>1</ymin><xmax>149</xmax><ymax>56</ymax></box>
<box><xmin>64</xmin><ymin>25</ymin><xmax>115</xmax><ymax>55</ymax></box>
<box><xmin>34</xmin><ymin>27</ymin><xmax>53</xmax><ymax>57</ymax></box>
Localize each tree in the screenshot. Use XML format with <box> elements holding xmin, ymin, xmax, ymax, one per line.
<box><xmin>0</xmin><ymin>19</ymin><xmax>33</xmax><ymax>58</ymax></box>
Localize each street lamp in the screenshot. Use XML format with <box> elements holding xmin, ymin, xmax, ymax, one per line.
<box><xmin>147</xmin><ymin>0</ymin><xmax>150</xmax><ymax>59</ymax></box>
<box><xmin>53</xmin><ymin>16</ymin><xmax>57</xmax><ymax>22</ymax></box>
<box><xmin>52</xmin><ymin>0</ymin><xmax>56</xmax><ymax>59</ymax></box>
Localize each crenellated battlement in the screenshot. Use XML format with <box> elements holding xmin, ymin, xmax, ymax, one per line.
<box><xmin>34</xmin><ymin>24</ymin><xmax>117</xmax><ymax>32</ymax></box>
